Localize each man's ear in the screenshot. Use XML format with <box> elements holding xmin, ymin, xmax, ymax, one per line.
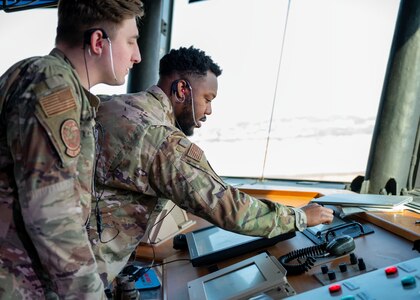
<box><xmin>170</xmin><ymin>80</ymin><xmax>184</xmax><ymax>103</ymax></box>
<box><xmin>85</xmin><ymin>29</ymin><xmax>106</xmax><ymax>56</ymax></box>
<box><xmin>175</xmin><ymin>80</ymin><xmax>191</xmax><ymax>101</ymax></box>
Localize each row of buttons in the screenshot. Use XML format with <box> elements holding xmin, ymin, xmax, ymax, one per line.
<box><xmin>321</xmin><ymin>254</ymin><xmax>366</xmax><ymax>280</ymax></box>
<box><xmin>328</xmin><ymin>263</ymin><xmax>418</xmax><ymax>298</ymax></box>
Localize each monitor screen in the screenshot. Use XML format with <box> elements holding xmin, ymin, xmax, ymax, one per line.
<box><xmin>194</xmin><ymin>226</ymin><xmax>260</xmax><ymax>256</ymax></box>
<box><xmin>186</xmin><ymin>226</ymin><xmax>295</xmax><ymax>266</ymax></box>
<box><xmin>187</xmin><ymin>252</ymin><xmax>296</xmax><ymax>300</ymax></box>
<box><xmin>203</xmin><ymin>263</ymin><xmax>266</xmax><ymax>300</ymax></box>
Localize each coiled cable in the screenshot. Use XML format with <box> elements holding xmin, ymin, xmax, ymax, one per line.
<box><xmin>278</xmin><ymin>243</ymin><xmax>328</xmax><ymax>275</ymax></box>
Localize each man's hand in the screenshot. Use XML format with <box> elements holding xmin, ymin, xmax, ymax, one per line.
<box><xmin>300</xmin><ymin>203</ymin><xmax>334</xmax><ymax>227</ymax></box>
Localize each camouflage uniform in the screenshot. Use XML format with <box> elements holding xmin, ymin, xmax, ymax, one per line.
<box><xmin>0</xmin><ymin>49</ymin><xmax>105</xmax><ymax>299</ymax></box>
<box><xmin>93</xmin><ymin>86</ymin><xmax>307</xmax><ymax>285</ymax></box>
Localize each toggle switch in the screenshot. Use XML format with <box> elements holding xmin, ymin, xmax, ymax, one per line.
<box><xmin>349</xmin><ymin>253</ymin><xmax>358</xmax><ymax>265</ymax></box>
<box><xmin>339</xmin><ymin>263</ymin><xmax>347</xmax><ymax>273</ymax></box>
<box><xmin>328</xmin><ymin>270</ymin><xmax>336</xmax><ymax>280</ymax></box>
<box><xmin>358</xmin><ymin>258</ymin><xmax>366</xmax><ymax>271</ymax></box>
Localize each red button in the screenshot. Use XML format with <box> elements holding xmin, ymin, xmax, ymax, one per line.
<box><xmin>385</xmin><ymin>266</ymin><xmax>398</xmax><ymax>275</ymax></box>
<box><xmin>329</xmin><ymin>284</ymin><xmax>341</xmax><ymax>293</ymax></box>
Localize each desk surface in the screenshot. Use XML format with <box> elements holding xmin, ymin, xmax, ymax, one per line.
<box><xmin>135</xmin><ymin>189</ymin><xmax>419</xmax><ymax>300</ymax></box>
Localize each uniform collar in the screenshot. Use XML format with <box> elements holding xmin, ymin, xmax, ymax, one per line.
<box><xmin>146</xmin><ymin>85</ymin><xmax>176</xmax><ymax>126</ymax></box>
<box><xmin>49</xmin><ymin>48</ymin><xmax>74</xmax><ymax>68</ymax></box>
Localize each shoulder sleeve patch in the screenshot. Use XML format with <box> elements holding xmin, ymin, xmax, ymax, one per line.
<box><xmin>187</xmin><ymin>144</ymin><xmax>203</xmax><ymax>162</ymax></box>
<box><xmin>61</xmin><ymin>119</ymin><xmax>81</xmax><ymax>157</ymax></box>
<box><xmin>40</xmin><ymin>87</ymin><xmax>77</xmax><ymax>118</ymax></box>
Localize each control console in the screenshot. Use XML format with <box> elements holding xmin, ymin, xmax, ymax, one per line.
<box><xmin>288</xmin><ymin>256</ymin><xmax>420</xmax><ymax>299</ymax></box>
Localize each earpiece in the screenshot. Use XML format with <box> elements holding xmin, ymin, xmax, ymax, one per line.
<box><xmin>171</xmin><ymin>80</ymin><xmax>183</xmax><ymax>102</ymax></box>
<box><xmin>83</xmin><ymin>28</ymin><xmax>109</xmax><ymax>47</ymax></box>
<box><xmin>171</xmin><ymin>80</ymin><xmax>191</xmax><ymax>97</ymax></box>
<box><xmin>170</xmin><ymin>80</ymin><xmax>179</xmax><ymax>95</ymax></box>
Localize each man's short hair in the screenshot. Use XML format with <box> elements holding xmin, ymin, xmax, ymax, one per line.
<box><xmin>159</xmin><ymin>46</ymin><xmax>222</xmax><ymax>78</ymax></box>
<box><xmin>56</xmin><ymin>0</ymin><xmax>144</xmax><ymax>47</ymax></box>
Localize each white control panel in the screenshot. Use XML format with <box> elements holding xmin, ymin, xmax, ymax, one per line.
<box><xmin>288</xmin><ymin>257</ymin><xmax>420</xmax><ymax>299</ymax></box>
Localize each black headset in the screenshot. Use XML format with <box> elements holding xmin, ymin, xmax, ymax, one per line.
<box><xmin>83</xmin><ymin>28</ymin><xmax>109</xmax><ymax>47</ymax></box>
<box><xmin>171</xmin><ymin>79</ymin><xmax>192</xmax><ymax>95</ymax></box>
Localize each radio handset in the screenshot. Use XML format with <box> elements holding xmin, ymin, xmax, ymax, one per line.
<box><xmin>325</xmin><ymin>235</ymin><xmax>355</xmax><ymax>256</ymax></box>
<box><xmin>279</xmin><ymin>235</ymin><xmax>355</xmax><ymax>275</ymax></box>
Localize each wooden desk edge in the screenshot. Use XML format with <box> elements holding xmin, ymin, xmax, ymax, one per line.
<box><xmin>357</xmin><ymin>210</ymin><xmax>419</xmax><ymax>242</ymax></box>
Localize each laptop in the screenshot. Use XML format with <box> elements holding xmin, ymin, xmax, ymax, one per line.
<box><xmin>312</xmin><ymin>193</ymin><xmax>412</xmax><ymax>208</ymax></box>
<box><xmin>405</xmin><ymin>192</ymin><xmax>420</xmax><ymax>213</ymax></box>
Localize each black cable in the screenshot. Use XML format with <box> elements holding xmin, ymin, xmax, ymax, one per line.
<box><xmin>92</xmin><ymin>121</ymin><xmax>120</xmax><ymax>243</ymax></box>
<box><xmin>82</xmin><ymin>46</ymin><xmax>91</xmax><ymax>91</ymax></box>
<box><xmin>149</xmin><ymin>258</ymin><xmax>191</xmax><ymax>268</ymax></box>
<box><xmin>278</xmin><ymin>243</ymin><xmax>328</xmax><ymax>275</ymax></box>
<box><xmin>132</xmin><ymin>203</ymin><xmax>177</xmax><ymax>277</ymax></box>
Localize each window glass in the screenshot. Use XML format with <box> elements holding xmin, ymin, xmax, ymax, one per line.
<box><xmin>0</xmin><ymin>1</ymin><xmax>401</xmax><ymax>183</ymax></box>
<box><xmin>171</xmin><ymin>0</ymin><xmax>400</xmax><ymax>182</ymax></box>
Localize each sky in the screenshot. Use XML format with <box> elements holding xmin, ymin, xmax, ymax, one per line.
<box><xmin>171</xmin><ymin>0</ymin><xmax>400</xmax><ymax>120</ymax></box>
<box><xmin>0</xmin><ymin>0</ymin><xmax>401</xmax><ymax>181</ymax></box>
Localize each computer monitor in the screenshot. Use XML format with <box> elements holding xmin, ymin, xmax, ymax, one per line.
<box><xmin>185</xmin><ymin>226</ymin><xmax>295</xmax><ymax>267</ymax></box>
<box><xmin>203</xmin><ymin>263</ymin><xmax>265</xmax><ymax>300</ymax></box>
<box><xmin>188</xmin><ymin>252</ymin><xmax>296</xmax><ymax>300</ymax></box>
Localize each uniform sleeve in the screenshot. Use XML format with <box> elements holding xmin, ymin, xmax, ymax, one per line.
<box><xmin>148</xmin><ymin>131</ymin><xmax>307</xmax><ymax>238</ymax></box>
<box><xmin>7</xmin><ymin>66</ymin><xmax>104</xmax><ymax>298</ymax></box>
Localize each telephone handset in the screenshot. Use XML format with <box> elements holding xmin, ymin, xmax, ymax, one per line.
<box><xmin>325</xmin><ymin>235</ymin><xmax>355</xmax><ymax>256</ymax></box>
<box><xmin>279</xmin><ymin>235</ymin><xmax>355</xmax><ymax>275</ymax></box>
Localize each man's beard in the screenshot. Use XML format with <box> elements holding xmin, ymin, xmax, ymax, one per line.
<box><xmin>175</xmin><ymin>99</ymin><xmax>195</xmax><ymax>136</ymax></box>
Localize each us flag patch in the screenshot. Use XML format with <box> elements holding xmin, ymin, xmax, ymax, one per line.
<box><xmin>40</xmin><ymin>87</ymin><xmax>77</xmax><ymax>117</ymax></box>
<box><xmin>187</xmin><ymin>144</ymin><xmax>203</xmax><ymax>161</ymax></box>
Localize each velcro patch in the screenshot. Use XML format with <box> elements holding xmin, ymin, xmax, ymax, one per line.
<box><xmin>178</xmin><ymin>138</ymin><xmax>190</xmax><ymax>148</ymax></box>
<box><xmin>40</xmin><ymin>87</ymin><xmax>77</xmax><ymax>117</ymax></box>
<box><xmin>187</xmin><ymin>144</ymin><xmax>203</xmax><ymax>162</ymax></box>
<box><xmin>60</xmin><ymin>119</ymin><xmax>81</xmax><ymax>157</ymax></box>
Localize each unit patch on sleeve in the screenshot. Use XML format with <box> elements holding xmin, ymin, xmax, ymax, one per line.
<box><xmin>60</xmin><ymin>119</ymin><xmax>81</xmax><ymax>157</ymax></box>
<box><xmin>187</xmin><ymin>144</ymin><xmax>204</xmax><ymax>162</ymax></box>
<box><xmin>39</xmin><ymin>87</ymin><xmax>77</xmax><ymax>117</ymax></box>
